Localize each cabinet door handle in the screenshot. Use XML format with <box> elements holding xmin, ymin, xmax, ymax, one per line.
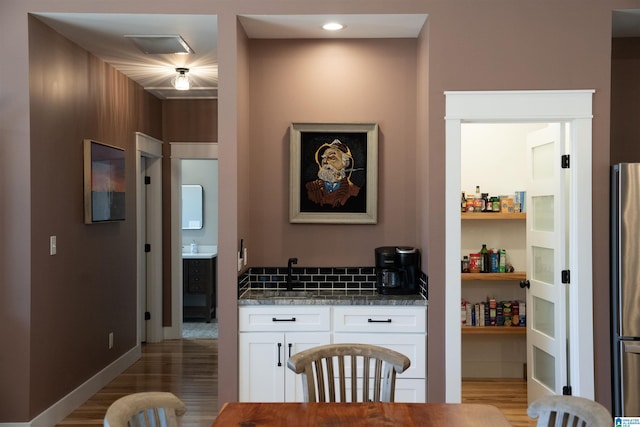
<box><xmin>368</xmin><ymin>318</ymin><xmax>392</xmax><ymax>323</ymax></box>
<box><xmin>272</xmin><ymin>317</ymin><xmax>297</xmax><ymax>322</ymax></box>
<box><xmin>288</xmin><ymin>343</ymin><xmax>293</xmax><ymax>358</ymax></box>
<box><xmin>277</xmin><ymin>343</ymin><xmax>282</xmax><ymax>367</ymax></box>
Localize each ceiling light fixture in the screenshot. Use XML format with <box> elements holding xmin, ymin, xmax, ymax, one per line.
<box><xmin>173</xmin><ymin>68</ymin><xmax>191</xmax><ymax>90</ymax></box>
<box><xmin>322</xmin><ymin>22</ymin><xmax>344</xmax><ymax>31</ymax></box>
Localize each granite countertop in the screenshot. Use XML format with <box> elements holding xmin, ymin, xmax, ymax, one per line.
<box><xmin>238</xmin><ymin>288</ymin><xmax>427</xmax><ymax>306</ymax></box>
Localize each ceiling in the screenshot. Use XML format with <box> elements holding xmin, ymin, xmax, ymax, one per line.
<box><xmin>34</xmin><ymin>13</ymin><xmax>427</xmax><ymax>100</ymax></box>
<box><xmin>33</xmin><ymin>10</ymin><xmax>640</xmax><ymax>100</ymax></box>
<box><xmin>612</xmin><ymin>10</ymin><xmax>640</xmax><ymax>37</ymax></box>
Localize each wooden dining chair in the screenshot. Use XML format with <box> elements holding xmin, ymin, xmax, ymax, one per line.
<box><xmin>103</xmin><ymin>391</ymin><xmax>186</xmax><ymax>427</ymax></box>
<box><xmin>286</xmin><ymin>343</ymin><xmax>411</xmax><ymax>403</ymax></box>
<box><xmin>527</xmin><ymin>395</ymin><xmax>613</xmax><ymax>427</ymax></box>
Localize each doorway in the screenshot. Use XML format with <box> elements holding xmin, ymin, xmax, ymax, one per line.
<box><xmin>166</xmin><ymin>142</ymin><xmax>219</xmax><ymax>340</ymax></box>
<box><xmin>460</xmin><ymin>122</ymin><xmax>542</xmax><ymax>382</ymax></box>
<box><xmin>181</xmin><ymin>158</ymin><xmax>219</xmax><ymax>338</ymax></box>
<box><xmin>444</xmin><ymin>90</ymin><xmax>595</xmax><ymax>402</ymax></box>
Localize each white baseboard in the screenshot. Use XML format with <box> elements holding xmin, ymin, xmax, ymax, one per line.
<box><xmin>0</xmin><ymin>345</ymin><xmax>141</xmax><ymax>427</ymax></box>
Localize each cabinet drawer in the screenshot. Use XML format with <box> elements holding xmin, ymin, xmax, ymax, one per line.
<box><xmin>239</xmin><ymin>306</ymin><xmax>331</xmax><ymax>332</ymax></box>
<box><xmin>333</xmin><ymin>306</ymin><xmax>426</xmax><ymax>333</ymax></box>
<box><xmin>187</xmin><ymin>281</ymin><xmax>206</xmax><ymax>293</ymax></box>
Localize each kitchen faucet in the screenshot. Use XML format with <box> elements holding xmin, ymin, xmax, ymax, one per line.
<box><xmin>286</xmin><ymin>257</ymin><xmax>299</xmax><ymax>291</ymax></box>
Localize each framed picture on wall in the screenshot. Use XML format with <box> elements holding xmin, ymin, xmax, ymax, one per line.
<box><xmin>83</xmin><ymin>139</ymin><xmax>125</xmax><ymax>224</ymax></box>
<box><xmin>289</xmin><ymin>123</ymin><xmax>378</xmax><ymax>224</ymax></box>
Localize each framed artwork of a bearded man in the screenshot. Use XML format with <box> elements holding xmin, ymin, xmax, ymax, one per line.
<box><xmin>289</xmin><ymin>123</ymin><xmax>378</xmax><ymax>224</ymax></box>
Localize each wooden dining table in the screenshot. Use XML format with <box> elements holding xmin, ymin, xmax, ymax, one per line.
<box><xmin>212</xmin><ymin>402</ymin><xmax>513</xmax><ymax>426</ymax></box>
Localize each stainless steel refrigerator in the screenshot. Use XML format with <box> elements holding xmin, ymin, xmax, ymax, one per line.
<box><xmin>611</xmin><ymin>163</ymin><xmax>640</xmax><ymax>417</ymax></box>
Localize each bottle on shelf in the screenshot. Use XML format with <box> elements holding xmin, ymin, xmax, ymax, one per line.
<box><xmin>480</xmin><ymin>244</ymin><xmax>489</xmax><ymax>273</ymax></box>
<box><xmin>461</xmin><ymin>191</ymin><xmax>467</xmax><ymax>213</ymax></box>
<box><xmin>474</xmin><ymin>186</ymin><xmax>483</xmax><ymax>212</ymax></box>
<box><xmin>461</xmin><ymin>255</ymin><xmax>470</xmax><ymax>273</ymax></box>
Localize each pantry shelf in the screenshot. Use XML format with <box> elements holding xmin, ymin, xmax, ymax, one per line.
<box><xmin>462</xmin><ymin>272</ymin><xmax>526</xmax><ymax>281</ymax></box>
<box><xmin>461</xmin><ymin>212</ymin><xmax>525</xmax><ymax>220</ymax></box>
<box><xmin>462</xmin><ymin>326</ymin><xmax>526</xmax><ymax>335</ymax></box>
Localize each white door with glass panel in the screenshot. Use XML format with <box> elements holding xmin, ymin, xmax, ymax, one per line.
<box><xmin>526</xmin><ymin>123</ymin><xmax>568</xmax><ymax>403</ymax></box>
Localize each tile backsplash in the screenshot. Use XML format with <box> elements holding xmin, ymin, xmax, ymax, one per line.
<box><xmin>238</xmin><ymin>266</ymin><xmax>428</xmax><ymax>298</ymax></box>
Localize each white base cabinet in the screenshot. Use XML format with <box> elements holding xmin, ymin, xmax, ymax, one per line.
<box><xmin>239</xmin><ymin>331</ymin><xmax>331</xmax><ymax>402</ymax></box>
<box><xmin>333</xmin><ymin>306</ymin><xmax>427</xmax><ymax>403</ymax></box>
<box><xmin>239</xmin><ymin>305</ymin><xmax>427</xmax><ymax>403</ymax></box>
<box><xmin>239</xmin><ymin>306</ymin><xmax>331</xmax><ymax>402</ymax></box>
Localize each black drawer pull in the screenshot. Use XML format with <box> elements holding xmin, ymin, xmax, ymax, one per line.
<box><xmin>368</xmin><ymin>318</ymin><xmax>392</xmax><ymax>323</ymax></box>
<box><xmin>272</xmin><ymin>317</ymin><xmax>297</xmax><ymax>322</ymax></box>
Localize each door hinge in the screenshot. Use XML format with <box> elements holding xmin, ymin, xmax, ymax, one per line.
<box><xmin>144</xmin><ymin>311</ymin><xmax>151</xmax><ymax>320</ymax></box>
<box><xmin>144</xmin><ymin>176</ymin><xmax>151</xmax><ymax>185</ymax></box>
<box><xmin>561</xmin><ymin>270</ymin><xmax>570</xmax><ymax>284</ymax></box>
<box><xmin>144</xmin><ymin>244</ymin><xmax>151</xmax><ymax>253</ymax></box>
<box><xmin>562</xmin><ymin>385</ymin><xmax>572</xmax><ymax>395</ymax></box>
<box><xmin>561</xmin><ymin>154</ymin><xmax>570</xmax><ymax>169</ymax></box>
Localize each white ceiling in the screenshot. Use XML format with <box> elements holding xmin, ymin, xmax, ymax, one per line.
<box><xmin>33</xmin><ymin>11</ymin><xmax>639</xmax><ymax>100</ymax></box>
<box><xmin>35</xmin><ymin>13</ymin><xmax>220</xmax><ymax>100</ymax></box>
<box><xmin>34</xmin><ymin>13</ymin><xmax>427</xmax><ymax>100</ymax></box>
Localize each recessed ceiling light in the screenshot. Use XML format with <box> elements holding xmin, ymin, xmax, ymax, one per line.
<box><xmin>322</xmin><ymin>22</ymin><xmax>344</xmax><ymax>31</ymax></box>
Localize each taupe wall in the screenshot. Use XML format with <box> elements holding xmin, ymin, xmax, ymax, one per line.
<box><xmin>424</xmin><ymin>1</ymin><xmax>615</xmax><ymax>406</ymax></box>
<box><xmin>4</xmin><ymin>0</ymin><xmax>640</xmax><ymax>422</ymax></box>
<box><xmin>247</xmin><ymin>38</ymin><xmax>418</xmax><ymax>266</ymax></box>
<box><xmin>162</xmin><ymin>99</ymin><xmax>218</xmax><ymax>325</ymax></box>
<box><xmin>25</xmin><ymin>16</ymin><xmax>162</xmax><ymax>419</ymax></box>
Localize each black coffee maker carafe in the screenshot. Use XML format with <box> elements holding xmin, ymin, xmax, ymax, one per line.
<box><xmin>375</xmin><ymin>246</ymin><xmax>420</xmax><ymax>295</ymax></box>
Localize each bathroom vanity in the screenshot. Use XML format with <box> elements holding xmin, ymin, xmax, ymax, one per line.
<box><xmin>183</xmin><ymin>252</ymin><xmax>217</xmax><ymax>322</ymax></box>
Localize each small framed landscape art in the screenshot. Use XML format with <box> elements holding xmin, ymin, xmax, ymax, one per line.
<box><xmin>289</xmin><ymin>123</ymin><xmax>378</xmax><ymax>224</ymax></box>
<box><xmin>83</xmin><ymin>139</ymin><xmax>125</xmax><ymax>224</ymax></box>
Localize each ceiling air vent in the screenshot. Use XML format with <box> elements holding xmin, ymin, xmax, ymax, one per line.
<box><xmin>124</xmin><ymin>35</ymin><xmax>194</xmax><ymax>54</ymax></box>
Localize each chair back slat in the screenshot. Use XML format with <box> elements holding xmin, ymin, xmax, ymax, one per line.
<box><xmin>350</xmin><ymin>354</ymin><xmax>358</xmax><ymax>402</ymax></box>
<box><xmin>287</xmin><ymin>343</ymin><xmax>410</xmax><ymax>403</ymax></box>
<box><xmin>104</xmin><ymin>392</ymin><xmax>185</xmax><ymax>427</ymax></box>
<box><xmin>527</xmin><ymin>395</ymin><xmax>613</xmax><ymax>427</ymax></box>
<box><xmin>336</xmin><ymin>356</ymin><xmax>346</xmax><ymax>402</ymax></box>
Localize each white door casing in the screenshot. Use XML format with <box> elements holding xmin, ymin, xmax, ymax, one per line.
<box><xmin>444</xmin><ymin>90</ymin><xmax>595</xmax><ymax>402</ymax></box>
<box><xmin>136</xmin><ymin>132</ymin><xmax>163</xmax><ymax>344</ymax></box>
<box><xmin>166</xmin><ymin>142</ymin><xmax>218</xmax><ymax>340</ymax></box>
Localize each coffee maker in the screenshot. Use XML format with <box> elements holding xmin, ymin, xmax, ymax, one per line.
<box><xmin>375</xmin><ymin>246</ymin><xmax>420</xmax><ymax>295</ymax></box>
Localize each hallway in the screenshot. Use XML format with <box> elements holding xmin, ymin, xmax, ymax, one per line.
<box><xmin>57</xmin><ymin>340</ymin><xmax>217</xmax><ymax>427</ymax></box>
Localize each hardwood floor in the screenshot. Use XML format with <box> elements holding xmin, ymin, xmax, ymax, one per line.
<box><xmin>58</xmin><ymin>339</ymin><xmax>535</xmax><ymax>426</ymax></box>
<box><xmin>57</xmin><ymin>339</ymin><xmax>218</xmax><ymax>427</ymax></box>
<box><xmin>462</xmin><ymin>378</ymin><xmax>537</xmax><ymax>427</ymax></box>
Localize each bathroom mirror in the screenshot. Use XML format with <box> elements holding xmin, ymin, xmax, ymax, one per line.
<box><xmin>182</xmin><ymin>185</ymin><xmax>203</xmax><ymax>229</ymax></box>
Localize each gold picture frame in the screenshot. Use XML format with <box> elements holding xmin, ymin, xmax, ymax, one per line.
<box><xmin>289</xmin><ymin>123</ymin><xmax>378</xmax><ymax>224</ymax></box>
